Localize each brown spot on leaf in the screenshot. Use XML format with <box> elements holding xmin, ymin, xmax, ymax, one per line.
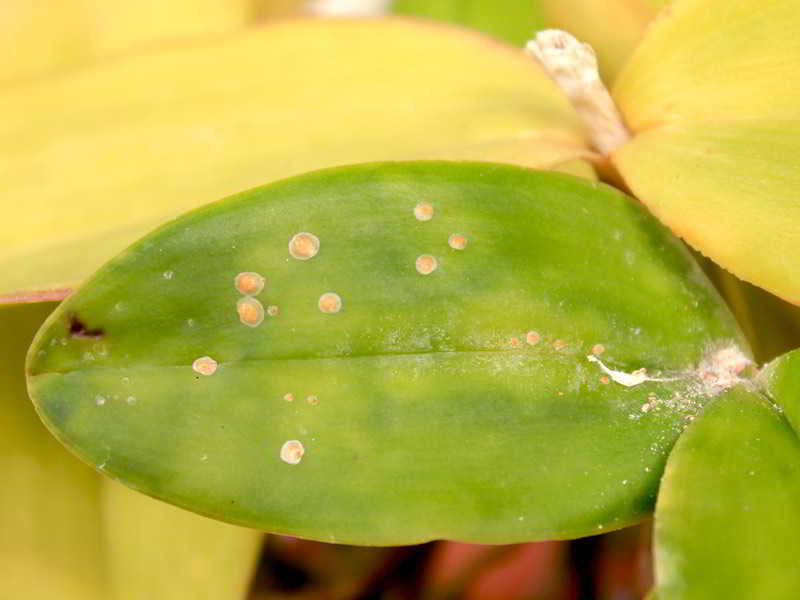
<box><xmin>68</xmin><ymin>314</ymin><xmax>104</xmax><ymax>339</ymax></box>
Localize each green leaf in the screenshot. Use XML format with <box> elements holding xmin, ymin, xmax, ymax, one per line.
<box><xmin>759</xmin><ymin>348</ymin><xmax>800</xmax><ymax>437</ymax></box>
<box><xmin>0</xmin><ymin>17</ymin><xmax>587</xmax><ymax>302</ymax></box>
<box><xmin>653</xmin><ymin>386</ymin><xmax>800</xmax><ymax>599</ymax></box>
<box><xmin>27</xmin><ymin>161</ymin><xmax>747</xmax><ymax>544</ymax></box>
<box><xmin>1</xmin><ymin>303</ymin><xmax>261</xmax><ymax>598</ymax></box>
<box><xmin>392</xmin><ymin>0</ymin><xmax>546</xmax><ymax>46</ymax></box>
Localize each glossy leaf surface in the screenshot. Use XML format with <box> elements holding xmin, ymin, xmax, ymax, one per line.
<box><xmin>653</xmin><ymin>387</ymin><xmax>800</xmax><ymax>599</ymax></box>
<box><xmin>27</xmin><ymin>162</ymin><xmax>747</xmax><ymax>544</ymax></box>
<box><xmin>0</xmin><ymin>18</ymin><xmax>588</xmax><ymax>302</ymax></box>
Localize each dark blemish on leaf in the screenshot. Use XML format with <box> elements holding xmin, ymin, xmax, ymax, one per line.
<box><xmin>68</xmin><ymin>314</ymin><xmax>105</xmax><ymax>339</ymax></box>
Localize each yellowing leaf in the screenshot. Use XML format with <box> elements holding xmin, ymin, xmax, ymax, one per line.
<box><xmin>613</xmin><ymin>119</ymin><xmax>800</xmax><ymax>305</ymax></box>
<box><xmin>0</xmin><ymin>303</ymin><xmax>107</xmax><ymax>598</ymax></box>
<box><xmin>84</xmin><ymin>0</ymin><xmax>255</xmax><ymax>57</ymax></box>
<box><xmin>0</xmin><ymin>18</ymin><xmax>589</xmax><ymax>303</ymax></box>
<box><xmin>0</xmin><ymin>0</ymin><xmax>261</xmax><ymax>86</ymax></box>
<box><xmin>550</xmin><ymin>158</ymin><xmax>597</xmax><ymax>180</ymax></box>
<box><xmin>610</xmin><ymin>0</ymin><xmax>800</xmax><ymax>305</ymax></box>
<box><xmin>701</xmin><ymin>258</ymin><xmax>800</xmax><ymax>364</ymax></box>
<box><xmin>614</xmin><ymin>0</ymin><xmax>800</xmax><ymax>130</ymax></box>
<box><xmin>0</xmin><ymin>1</ymin><xmax>92</xmax><ymax>86</ymax></box>
<box><xmin>103</xmin><ymin>481</ymin><xmax>262</xmax><ymax>600</ymax></box>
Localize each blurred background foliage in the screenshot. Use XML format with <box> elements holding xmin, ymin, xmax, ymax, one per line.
<box><xmin>0</xmin><ymin>0</ymin><xmax>307</xmax><ymax>86</ymax></box>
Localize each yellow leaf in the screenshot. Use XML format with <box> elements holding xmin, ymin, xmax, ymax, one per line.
<box><xmin>550</xmin><ymin>158</ymin><xmax>597</xmax><ymax>180</ymax></box>
<box><xmin>0</xmin><ymin>18</ymin><xmax>589</xmax><ymax>302</ymax></box>
<box><xmin>0</xmin><ymin>1</ymin><xmax>91</xmax><ymax>85</ymax></box>
<box><xmin>614</xmin><ymin>0</ymin><xmax>800</xmax><ymax>130</ymax></box>
<box><xmin>613</xmin><ymin>119</ymin><xmax>800</xmax><ymax>304</ymax></box>
<box><xmin>103</xmin><ymin>481</ymin><xmax>262</xmax><ymax>600</ymax></box>
<box><xmin>610</xmin><ymin>0</ymin><xmax>800</xmax><ymax>304</ymax></box>
<box><xmin>701</xmin><ymin>257</ymin><xmax>800</xmax><ymax>364</ymax></box>
<box><xmin>0</xmin><ymin>0</ymin><xmax>260</xmax><ymax>86</ymax></box>
<box><xmin>0</xmin><ymin>302</ymin><xmax>106</xmax><ymax>598</ymax></box>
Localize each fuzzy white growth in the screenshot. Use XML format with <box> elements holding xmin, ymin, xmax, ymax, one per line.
<box><xmin>307</xmin><ymin>0</ymin><xmax>391</xmax><ymax>16</ymax></box>
<box><xmin>525</xmin><ymin>30</ymin><xmax>631</xmax><ymax>156</ymax></box>
<box><xmin>696</xmin><ymin>345</ymin><xmax>752</xmax><ymax>396</ymax></box>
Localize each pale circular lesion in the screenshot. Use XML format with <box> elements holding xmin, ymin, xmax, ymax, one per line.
<box><xmin>414</xmin><ymin>202</ymin><xmax>435</xmax><ymax>221</ymax></box>
<box><xmin>192</xmin><ymin>356</ymin><xmax>218</xmax><ymax>376</ymax></box>
<box><xmin>234</xmin><ymin>271</ymin><xmax>265</xmax><ymax>295</ymax></box>
<box><xmin>280</xmin><ymin>440</ymin><xmax>305</xmax><ymax>465</ymax></box>
<box><xmin>289</xmin><ymin>232</ymin><xmax>321</xmax><ymax>260</ymax></box>
<box><xmin>448</xmin><ymin>233</ymin><xmax>468</xmax><ymax>250</ymax></box>
<box><xmin>415</xmin><ymin>254</ymin><xmax>438</xmax><ymax>275</ymax></box>
<box><xmin>318</xmin><ymin>292</ymin><xmax>342</xmax><ymax>314</ymax></box>
<box><xmin>237</xmin><ymin>296</ymin><xmax>265</xmax><ymax>327</ymax></box>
